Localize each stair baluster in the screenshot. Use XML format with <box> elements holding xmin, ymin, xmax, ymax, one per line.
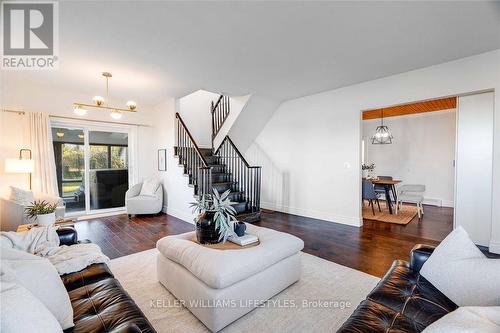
<box><xmin>175</xmin><ymin>113</ymin><xmax>211</xmax><ymax>197</ymax></box>
<box><xmin>215</xmin><ymin>136</ymin><xmax>262</xmax><ymax>214</ymax></box>
<box><xmin>211</xmin><ymin>95</ymin><xmax>231</xmax><ymax>147</ymax></box>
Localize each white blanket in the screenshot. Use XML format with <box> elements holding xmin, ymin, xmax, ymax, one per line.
<box><xmin>0</xmin><ymin>226</ymin><xmax>109</xmax><ymax>275</ymax></box>
<box><xmin>0</xmin><ymin>225</ymin><xmax>60</xmax><ymax>253</ymax></box>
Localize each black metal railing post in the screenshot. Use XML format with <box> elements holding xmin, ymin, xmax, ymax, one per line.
<box><xmin>214</xmin><ymin>136</ymin><xmax>262</xmax><ymax>212</ymax></box>
<box><xmin>211</xmin><ymin>95</ymin><xmax>231</xmax><ymax>147</ymax></box>
<box><xmin>175</xmin><ymin>112</ymin><xmax>211</xmax><ymax>196</ymax></box>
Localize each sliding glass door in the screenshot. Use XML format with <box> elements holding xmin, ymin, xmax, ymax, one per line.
<box><xmin>88</xmin><ymin>131</ymin><xmax>129</xmax><ymax>210</ymax></box>
<box><xmin>52</xmin><ymin>124</ymin><xmax>131</xmax><ymax>216</ymax></box>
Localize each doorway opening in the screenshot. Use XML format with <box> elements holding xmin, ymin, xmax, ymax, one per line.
<box><xmin>361</xmin><ymin>97</ymin><xmax>456</xmax><ymax>241</ymax></box>
<box><xmin>360</xmin><ymin>91</ymin><xmax>495</xmax><ymax>246</ymax></box>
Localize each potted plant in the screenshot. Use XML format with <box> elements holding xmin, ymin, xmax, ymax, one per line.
<box><xmin>24</xmin><ymin>200</ymin><xmax>58</xmax><ymax>226</ymax></box>
<box><xmin>190</xmin><ymin>188</ymin><xmax>238</xmax><ymax>244</ymax></box>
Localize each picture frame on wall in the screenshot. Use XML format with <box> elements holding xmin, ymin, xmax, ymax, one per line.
<box><xmin>158</xmin><ymin>149</ymin><xmax>167</xmax><ymax>171</ymax></box>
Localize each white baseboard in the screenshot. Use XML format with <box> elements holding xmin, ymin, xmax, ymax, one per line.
<box><xmin>489</xmin><ymin>240</ymin><xmax>500</xmax><ymax>254</ymax></box>
<box><xmin>77</xmin><ymin>210</ymin><xmax>126</xmax><ymax>220</ymax></box>
<box><xmin>420</xmin><ymin>198</ymin><xmax>453</xmax><ymax>208</ymax></box>
<box><xmin>261</xmin><ymin>201</ymin><xmax>362</xmax><ymax>227</ymax></box>
<box><xmin>440</xmin><ymin>200</ymin><xmax>454</xmax><ymax>208</ymax></box>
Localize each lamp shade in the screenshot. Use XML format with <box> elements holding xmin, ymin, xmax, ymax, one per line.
<box><xmin>5</xmin><ymin>158</ymin><xmax>34</xmax><ymax>173</ymax></box>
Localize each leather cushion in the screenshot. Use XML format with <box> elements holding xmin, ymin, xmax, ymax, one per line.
<box><xmin>410</xmin><ymin>245</ymin><xmax>435</xmax><ymax>272</ymax></box>
<box><xmin>62</xmin><ymin>264</ymin><xmax>114</xmax><ymax>292</ymax></box>
<box><xmin>337</xmin><ymin>260</ymin><xmax>457</xmax><ymax>333</ymax></box>
<box><xmin>339</xmin><ymin>300</ymin><xmax>424</xmax><ymax>333</ymax></box>
<box><xmin>66</xmin><ymin>278</ymin><xmax>155</xmax><ymax>333</ymax></box>
<box><xmin>57</xmin><ymin>227</ymin><xmax>78</xmax><ymax>246</ymax></box>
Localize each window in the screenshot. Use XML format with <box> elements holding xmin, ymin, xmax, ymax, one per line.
<box><xmin>61</xmin><ymin>143</ymin><xmax>84</xmax><ymax>197</ymax></box>
<box><xmin>111</xmin><ymin>146</ymin><xmax>128</xmax><ymax>168</ymax></box>
<box><xmin>89</xmin><ymin>145</ymin><xmax>128</xmax><ymax>169</ymax></box>
<box><xmin>90</xmin><ymin>145</ymin><xmax>109</xmax><ymax>169</ymax></box>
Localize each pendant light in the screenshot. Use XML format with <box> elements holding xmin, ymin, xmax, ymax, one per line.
<box><xmin>371</xmin><ymin>108</ymin><xmax>393</xmax><ymax>144</ymax></box>
<box><xmin>73</xmin><ymin>72</ymin><xmax>137</xmax><ymax>118</ymax></box>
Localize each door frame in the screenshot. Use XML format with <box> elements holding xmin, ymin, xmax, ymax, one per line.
<box><xmin>51</xmin><ymin>117</ymin><xmax>138</xmax><ymax>217</ymax></box>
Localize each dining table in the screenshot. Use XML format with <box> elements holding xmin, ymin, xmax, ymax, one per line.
<box><xmin>367</xmin><ymin>178</ymin><xmax>402</xmax><ymax>214</ymax></box>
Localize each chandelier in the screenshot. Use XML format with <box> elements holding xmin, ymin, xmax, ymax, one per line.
<box><xmin>371</xmin><ymin>108</ymin><xmax>393</xmax><ymax>144</ymax></box>
<box><xmin>73</xmin><ymin>72</ymin><xmax>137</xmax><ymax>120</ymax></box>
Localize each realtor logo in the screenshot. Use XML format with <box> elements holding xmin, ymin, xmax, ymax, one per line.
<box><xmin>1</xmin><ymin>1</ymin><xmax>59</xmax><ymax>70</ymax></box>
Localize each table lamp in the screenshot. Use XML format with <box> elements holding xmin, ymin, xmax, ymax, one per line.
<box><xmin>5</xmin><ymin>149</ymin><xmax>34</xmax><ymax>190</ymax></box>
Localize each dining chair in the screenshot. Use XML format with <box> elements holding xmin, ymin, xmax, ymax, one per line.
<box><xmin>374</xmin><ymin>176</ymin><xmax>397</xmax><ymax>201</ymax></box>
<box><xmin>396</xmin><ymin>184</ymin><xmax>425</xmax><ymax>218</ymax></box>
<box><xmin>362</xmin><ymin>179</ymin><xmax>381</xmax><ymax>215</ymax></box>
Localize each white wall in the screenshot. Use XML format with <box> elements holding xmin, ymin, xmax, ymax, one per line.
<box><xmin>363</xmin><ymin>110</ymin><xmax>456</xmax><ymax>207</ymax></box>
<box><xmin>455</xmin><ymin>92</ymin><xmax>494</xmax><ymax>246</ymax></box>
<box><xmin>178</xmin><ymin>90</ymin><xmax>220</xmax><ymax>148</ymax></box>
<box><xmin>0</xmin><ymin>112</ymin><xmax>30</xmax><ymax>197</ymax></box>
<box><xmin>213</xmin><ymin>94</ymin><xmax>250</xmax><ymax>149</ymax></box>
<box><xmin>153</xmin><ymin>98</ymin><xmax>197</xmax><ymax>223</ymax></box>
<box><xmin>229</xmin><ymin>94</ymin><xmax>281</xmax><ymax>152</ymax></box>
<box><xmin>246</xmin><ymin>50</ymin><xmax>500</xmax><ymax>252</ymax></box>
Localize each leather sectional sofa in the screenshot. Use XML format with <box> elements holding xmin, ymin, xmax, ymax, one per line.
<box><xmin>337</xmin><ymin>244</ymin><xmax>458</xmax><ymax>333</ymax></box>
<box><xmin>56</xmin><ymin>227</ymin><xmax>156</xmax><ymax>333</ymax></box>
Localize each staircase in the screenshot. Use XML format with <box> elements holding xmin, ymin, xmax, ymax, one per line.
<box><xmin>174</xmin><ymin>95</ymin><xmax>261</xmax><ymax>222</ymax></box>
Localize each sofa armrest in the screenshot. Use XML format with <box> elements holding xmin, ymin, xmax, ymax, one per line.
<box><xmin>154</xmin><ymin>183</ymin><xmax>163</xmax><ymax>201</ymax></box>
<box><xmin>57</xmin><ymin>226</ymin><xmax>78</xmax><ymax>245</ymax></box>
<box><xmin>410</xmin><ymin>244</ymin><xmax>436</xmax><ymax>272</ymax></box>
<box><xmin>125</xmin><ymin>183</ymin><xmax>142</xmax><ymax>200</ymax></box>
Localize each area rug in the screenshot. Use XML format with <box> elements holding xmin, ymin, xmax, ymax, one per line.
<box><xmin>110</xmin><ymin>249</ymin><xmax>379</xmax><ymax>333</ymax></box>
<box><xmin>362</xmin><ymin>201</ymin><xmax>418</xmax><ymax>225</ymax></box>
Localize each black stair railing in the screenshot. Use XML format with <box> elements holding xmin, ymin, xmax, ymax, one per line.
<box><xmin>175</xmin><ymin>112</ymin><xmax>212</xmax><ymax>197</ymax></box>
<box><xmin>211</xmin><ymin>95</ymin><xmax>230</xmax><ymax>146</ymax></box>
<box><xmin>215</xmin><ymin>136</ymin><xmax>262</xmax><ymax>212</ymax></box>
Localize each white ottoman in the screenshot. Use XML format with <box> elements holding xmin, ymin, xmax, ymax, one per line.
<box><xmin>156</xmin><ymin>224</ymin><xmax>304</xmax><ymax>332</ymax></box>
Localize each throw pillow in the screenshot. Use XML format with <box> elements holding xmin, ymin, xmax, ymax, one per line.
<box><xmin>422</xmin><ymin>307</ymin><xmax>500</xmax><ymax>333</ymax></box>
<box><xmin>420</xmin><ymin>226</ymin><xmax>500</xmax><ymax>306</ymax></box>
<box><xmin>8</xmin><ymin>186</ymin><xmax>34</xmax><ymax>205</ymax></box>
<box><xmin>140</xmin><ymin>178</ymin><xmax>160</xmax><ymax>196</ymax></box>
<box><xmin>1</xmin><ymin>271</ymin><xmax>63</xmax><ymax>333</ymax></box>
<box><xmin>1</xmin><ymin>248</ymin><xmax>74</xmax><ymax>329</ymax></box>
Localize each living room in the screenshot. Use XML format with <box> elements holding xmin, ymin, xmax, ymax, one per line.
<box><xmin>1</xmin><ymin>1</ymin><xmax>499</xmax><ymax>333</ymax></box>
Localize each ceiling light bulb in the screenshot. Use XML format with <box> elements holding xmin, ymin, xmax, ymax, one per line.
<box><xmin>110</xmin><ymin>110</ymin><xmax>122</xmax><ymax>120</ymax></box>
<box><xmin>93</xmin><ymin>96</ymin><xmax>104</xmax><ymax>106</ymax></box>
<box><xmin>73</xmin><ymin>105</ymin><xmax>87</xmax><ymax>116</ymax></box>
<box><xmin>78</xmin><ymin>134</ymin><xmax>84</xmax><ymax>139</ymax></box>
<box><xmin>56</xmin><ymin>131</ymin><xmax>65</xmax><ymax>138</ymax></box>
<box><xmin>126</xmin><ymin>101</ymin><xmax>137</xmax><ymax>111</ymax></box>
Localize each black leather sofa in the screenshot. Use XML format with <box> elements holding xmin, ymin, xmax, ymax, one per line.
<box><xmin>56</xmin><ymin>227</ymin><xmax>156</xmax><ymax>333</ymax></box>
<box><xmin>337</xmin><ymin>244</ymin><xmax>458</xmax><ymax>333</ymax></box>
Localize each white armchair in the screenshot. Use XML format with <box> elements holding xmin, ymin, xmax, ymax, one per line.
<box><xmin>125</xmin><ymin>181</ymin><xmax>163</xmax><ymax>217</ymax></box>
<box><xmin>0</xmin><ymin>192</ymin><xmax>65</xmax><ymax>231</ymax></box>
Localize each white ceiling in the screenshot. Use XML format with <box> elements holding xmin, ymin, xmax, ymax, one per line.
<box><xmin>3</xmin><ymin>1</ymin><xmax>499</xmax><ymax>105</ymax></box>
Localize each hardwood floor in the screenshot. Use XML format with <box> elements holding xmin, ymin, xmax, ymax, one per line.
<box><xmin>256</xmin><ymin>205</ymin><xmax>453</xmax><ymax>277</ymax></box>
<box><xmin>74</xmin><ymin>205</ymin><xmax>494</xmax><ymax>278</ymax></box>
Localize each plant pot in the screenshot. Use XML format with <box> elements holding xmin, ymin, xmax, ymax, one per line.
<box><xmin>196</xmin><ymin>212</ymin><xmax>221</xmax><ymax>244</ymax></box>
<box><xmin>36</xmin><ymin>212</ymin><xmax>56</xmax><ymax>226</ymax></box>
<box><xmin>234</xmin><ymin>222</ymin><xmax>246</xmax><ymax>237</ymax></box>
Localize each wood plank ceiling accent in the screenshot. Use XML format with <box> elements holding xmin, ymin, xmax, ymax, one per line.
<box><xmin>362</xmin><ymin>96</ymin><xmax>457</xmax><ymax>120</ymax></box>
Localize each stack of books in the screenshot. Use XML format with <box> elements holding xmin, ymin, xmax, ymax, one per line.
<box><xmin>228</xmin><ymin>233</ymin><xmax>259</xmax><ymax>246</ymax></box>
